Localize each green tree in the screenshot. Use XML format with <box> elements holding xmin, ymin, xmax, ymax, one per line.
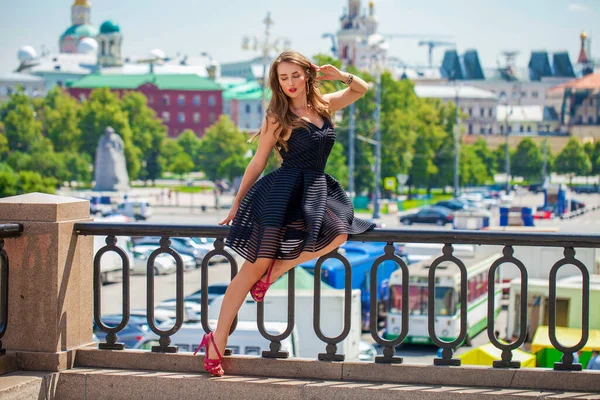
<box><xmin>120</xmin><ymin>91</ymin><xmax>167</xmax><ymax>182</ymax></box>
<box><xmin>159</xmin><ymin>139</ymin><xmax>184</xmax><ymax>173</ymax></box>
<box><xmin>0</xmin><ymin>124</ymin><xmax>8</xmax><ymax>160</ymax></box>
<box><xmin>78</xmin><ymin>88</ymin><xmax>141</xmax><ymax>179</ymax></box>
<box><xmin>0</xmin><ymin>163</ymin><xmax>18</xmax><ymax>197</ymax></box>
<box><xmin>198</xmin><ymin>115</ymin><xmax>249</xmax><ymax>181</ymax></box>
<box><xmin>460</xmin><ymin>145</ymin><xmax>489</xmax><ymax>186</ymax></box>
<box><xmin>176</xmin><ymin>129</ymin><xmax>203</xmax><ymax>167</ymax></box>
<box><xmin>60</xmin><ymin>152</ymin><xmax>92</xmax><ymax>184</ymax></box>
<box><xmin>511</xmin><ymin>137</ymin><xmax>543</xmax><ymax>181</ymax></box>
<box><xmin>39</xmin><ymin>87</ymin><xmax>81</xmax><ymax>152</ymax></box>
<box><xmin>325</xmin><ymin>142</ymin><xmax>349</xmax><ymax>188</ymax></box>
<box><xmin>591</xmin><ymin>141</ymin><xmax>600</xmax><ymax>176</ymax></box>
<box><xmin>0</xmin><ymin>88</ymin><xmax>43</xmax><ymax>152</ymax></box>
<box><xmin>170</xmin><ymin>152</ymin><xmax>194</xmax><ymax>180</ymax></box>
<box><xmin>471</xmin><ymin>138</ymin><xmax>497</xmax><ymax>179</ymax></box>
<box><xmin>555</xmin><ymin>137</ymin><xmax>592</xmax><ymax>183</ymax></box>
<box><xmin>17</xmin><ymin>171</ymin><xmax>57</xmax><ymax>194</ymax></box>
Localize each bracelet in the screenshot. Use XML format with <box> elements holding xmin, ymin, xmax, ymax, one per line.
<box><xmin>341</xmin><ymin>74</ymin><xmax>353</xmax><ymax>85</ymax></box>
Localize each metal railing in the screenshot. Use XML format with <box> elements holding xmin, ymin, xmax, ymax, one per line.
<box><xmin>0</xmin><ymin>223</ymin><xmax>23</xmax><ymax>356</ymax></box>
<box><xmin>74</xmin><ymin>223</ymin><xmax>599</xmax><ymax>371</ymax></box>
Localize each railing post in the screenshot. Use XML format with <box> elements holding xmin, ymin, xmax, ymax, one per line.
<box><xmin>0</xmin><ymin>193</ymin><xmax>93</xmax><ymax>371</ymax></box>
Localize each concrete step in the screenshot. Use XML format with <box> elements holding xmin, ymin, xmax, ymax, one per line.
<box><xmin>0</xmin><ymin>354</ymin><xmax>18</xmax><ymax>376</ymax></box>
<box><xmin>0</xmin><ymin>371</ymin><xmax>56</xmax><ymax>400</ymax></box>
<box><xmin>54</xmin><ymin>367</ymin><xmax>600</xmax><ymax>400</ymax></box>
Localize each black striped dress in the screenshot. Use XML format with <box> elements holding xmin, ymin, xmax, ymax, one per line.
<box><xmin>225</xmin><ymin>117</ymin><xmax>376</xmax><ymax>263</ymax></box>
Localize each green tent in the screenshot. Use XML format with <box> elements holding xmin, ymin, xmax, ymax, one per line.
<box><xmin>531</xmin><ymin>326</ymin><xmax>600</xmax><ymax>368</ymax></box>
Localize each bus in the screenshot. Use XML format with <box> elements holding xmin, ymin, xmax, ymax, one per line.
<box><xmin>384</xmin><ymin>250</ymin><xmax>503</xmax><ymax>345</ymax></box>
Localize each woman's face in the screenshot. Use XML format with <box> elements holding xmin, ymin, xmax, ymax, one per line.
<box><xmin>277</xmin><ymin>61</ymin><xmax>307</xmax><ymax>99</ymax></box>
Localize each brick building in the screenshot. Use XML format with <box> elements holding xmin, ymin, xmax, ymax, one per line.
<box><xmin>68</xmin><ymin>73</ymin><xmax>223</xmax><ymax>137</ymax></box>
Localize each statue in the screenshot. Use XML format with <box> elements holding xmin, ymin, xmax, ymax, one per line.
<box><xmin>93</xmin><ymin>126</ymin><xmax>130</xmax><ymax>191</ymax></box>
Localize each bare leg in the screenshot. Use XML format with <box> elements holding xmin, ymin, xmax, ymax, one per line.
<box><xmin>209</xmin><ymin>233</ymin><xmax>348</xmax><ymax>358</ymax></box>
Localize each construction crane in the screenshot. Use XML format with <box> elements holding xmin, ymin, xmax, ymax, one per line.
<box><xmin>418</xmin><ymin>40</ymin><xmax>455</xmax><ymax>68</ymax></box>
<box><xmin>321</xmin><ymin>33</ymin><xmax>338</xmax><ymax>58</ymax></box>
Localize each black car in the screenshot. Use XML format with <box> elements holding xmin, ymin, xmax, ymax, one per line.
<box><xmin>572</xmin><ymin>185</ymin><xmax>598</xmax><ymax>194</ymax></box>
<box><xmin>434</xmin><ymin>199</ymin><xmax>469</xmax><ymax>211</ymax></box>
<box><xmin>400</xmin><ymin>206</ymin><xmax>453</xmax><ymax>226</ymax></box>
<box><xmin>93</xmin><ymin>315</ymin><xmax>150</xmax><ymax>348</ymax></box>
<box><xmin>528</xmin><ymin>183</ymin><xmax>544</xmax><ymax>194</ymax></box>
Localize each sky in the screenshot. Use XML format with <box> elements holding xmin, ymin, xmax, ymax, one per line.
<box><xmin>0</xmin><ymin>0</ymin><xmax>599</xmax><ymax>75</ymax></box>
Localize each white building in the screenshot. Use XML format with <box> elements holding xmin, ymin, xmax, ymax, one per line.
<box><xmin>414</xmin><ymin>85</ymin><xmax>498</xmax><ymax>135</ymax></box>
<box><xmin>0</xmin><ymin>73</ymin><xmax>45</xmax><ymax>103</ymax></box>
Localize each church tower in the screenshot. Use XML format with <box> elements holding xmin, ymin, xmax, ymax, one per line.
<box><xmin>72</xmin><ymin>0</ymin><xmax>91</xmax><ymax>25</ymax></box>
<box><xmin>97</xmin><ymin>21</ymin><xmax>123</xmax><ymax>67</ymax></box>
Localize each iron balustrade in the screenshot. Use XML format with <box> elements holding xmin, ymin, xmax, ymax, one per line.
<box><xmin>74</xmin><ymin>223</ymin><xmax>599</xmax><ymax>371</ymax></box>
<box><xmin>0</xmin><ymin>223</ymin><xmax>23</xmax><ymax>356</ymax></box>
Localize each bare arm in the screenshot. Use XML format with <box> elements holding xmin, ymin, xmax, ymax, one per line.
<box><xmin>313</xmin><ymin>64</ymin><xmax>369</xmax><ymax>112</ymax></box>
<box><xmin>219</xmin><ymin>117</ymin><xmax>279</xmax><ymax>226</ymax></box>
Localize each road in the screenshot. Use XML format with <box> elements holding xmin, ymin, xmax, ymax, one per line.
<box><xmin>95</xmin><ymin>191</ymin><xmax>600</xmax><ymax>363</ymax></box>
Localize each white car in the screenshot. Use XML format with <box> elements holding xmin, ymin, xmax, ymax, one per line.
<box><xmin>132</xmin><ymin>245</ymin><xmax>196</xmax><ymax>273</ymax></box>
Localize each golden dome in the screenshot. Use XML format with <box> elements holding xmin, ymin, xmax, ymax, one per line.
<box><xmin>369</xmin><ymin>0</ymin><xmax>374</xmax><ymax>6</ymax></box>
<box><xmin>581</xmin><ymin>31</ymin><xmax>588</xmax><ymax>40</ymax></box>
<box><xmin>73</xmin><ymin>0</ymin><xmax>91</xmax><ymax>6</ymax></box>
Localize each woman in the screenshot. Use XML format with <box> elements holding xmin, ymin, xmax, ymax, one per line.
<box><xmin>194</xmin><ymin>51</ymin><xmax>375</xmax><ymax>376</ymax></box>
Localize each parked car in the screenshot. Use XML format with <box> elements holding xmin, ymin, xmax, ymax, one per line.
<box><xmin>131</xmin><ymin>246</ymin><xmax>177</xmax><ymax>275</ymax></box>
<box><xmin>189</xmin><ymin>237</ymin><xmax>228</xmax><ymax>264</ymax></box>
<box><xmin>132</xmin><ymin>237</ymin><xmax>209</xmax><ymax>267</ymax></box>
<box><xmin>572</xmin><ymin>185</ymin><xmax>599</xmax><ymax>194</ymax></box>
<box><xmin>434</xmin><ymin>199</ymin><xmax>472</xmax><ymax>211</ymax></box>
<box><xmin>112</xmin><ymin>200</ymin><xmax>152</xmax><ymax>220</ymax></box>
<box><xmin>161</xmin><ymin>282</ymin><xmax>230</xmax><ymax>306</ymax></box>
<box><xmin>400</xmin><ymin>206</ymin><xmax>453</xmax><ymax>226</ymax></box>
<box><xmin>132</xmin><ymin>244</ymin><xmax>196</xmax><ymax>272</ymax></box>
<box><xmin>528</xmin><ymin>183</ymin><xmax>544</xmax><ymax>194</ymax></box>
<box><xmin>93</xmin><ymin>315</ymin><xmax>152</xmax><ymax>348</ymax></box>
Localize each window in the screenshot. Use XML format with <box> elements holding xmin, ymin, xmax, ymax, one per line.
<box><xmin>532</xmin><ymin>91</ymin><xmax>539</xmax><ymax>99</ymax></box>
<box><xmin>521</xmin><ymin>91</ymin><xmax>527</xmax><ymax>98</ymax></box>
<box><xmin>209</xmin><ymin>112</ymin><xmax>216</xmax><ymax>122</ymax></box>
<box><xmin>79</xmin><ymin>94</ymin><xmax>86</xmax><ymax>102</ymax></box>
<box><xmin>178</xmin><ymin>112</ymin><xmax>185</xmax><ymax>123</ymax></box>
<box><xmin>468</xmin><ymin>108</ymin><xmax>473</xmax><ymax>117</ymax></box>
<box><xmin>480</xmin><ymin>127</ymin><xmax>485</xmax><ymax>134</ymax></box>
<box><xmin>468</xmin><ymin>124</ymin><xmax>473</xmax><ymax>135</ymax></box>
<box><xmin>396</xmin><ymin>285</ymin><xmax>457</xmax><ymax>316</ymax></box>
<box><xmin>245</xmin><ymin>104</ymin><xmax>251</xmax><ymax>114</ymax></box>
<box><xmin>508</xmin><ymin>126</ymin><xmax>513</xmax><ymax>133</ymax></box>
<box><xmin>488</xmin><ymin>108</ymin><xmax>493</xmax><ymax>117</ymax></box>
<box><xmin>178</xmin><ymin>95</ymin><xmax>185</xmax><ymax>106</ymax></box>
<box><xmin>257</xmin><ymin>104</ymin><xmax>262</xmax><ymax>114</ymax></box>
<box><xmin>527</xmin><ymin>126</ymin><xmax>532</xmax><ymax>132</ymax></box>
<box><xmin>208</xmin><ymin>95</ymin><xmax>216</xmax><ymax>106</ymax></box>
<box><xmin>162</xmin><ymin>112</ymin><xmax>170</xmax><ymax>122</ymax></box>
<box><xmin>499</xmin><ymin>90</ymin><xmax>506</xmax><ymax>98</ymax></box>
<box><xmin>148</xmin><ymin>95</ymin><xmax>154</xmax><ymax>104</ymax></box>
<box><xmin>500</xmin><ymin>125</ymin><xmax>504</xmax><ymax>134</ymax></box>
<box><xmin>488</xmin><ymin>127</ymin><xmax>493</xmax><ymax>134</ymax></box>
<box><xmin>519</xmin><ymin>125</ymin><xmax>524</xmax><ymax>133</ymax></box>
<box><xmin>480</xmin><ymin>108</ymin><xmax>484</xmax><ymax>117</ymax></box>
<box><xmin>589</xmin><ymin>116</ymin><xmax>595</xmax><ymax>125</ymax></box>
<box><xmin>193</xmin><ymin>112</ymin><xmax>201</xmax><ymax>123</ymax></box>
<box><xmin>163</xmin><ymin>95</ymin><xmax>170</xmax><ymax>105</ymax></box>
<box><xmin>193</xmin><ymin>95</ymin><xmax>201</xmax><ymax>106</ymax></box>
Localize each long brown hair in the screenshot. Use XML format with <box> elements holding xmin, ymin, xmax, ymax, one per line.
<box><xmin>248</xmin><ymin>51</ymin><xmax>332</xmax><ymax>153</ymax></box>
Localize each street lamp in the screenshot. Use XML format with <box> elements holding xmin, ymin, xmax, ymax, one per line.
<box><xmin>242</xmin><ymin>12</ymin><xmax>291</xmax><ymax>111</ymax></box>
<box><xmin>499</xmin><ymin>93</ymin><xmax>514</xmax><ymax>193</ymax></box>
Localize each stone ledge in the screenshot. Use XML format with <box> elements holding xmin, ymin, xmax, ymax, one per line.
<box><xmin>0</xmin><ymin>371</ymin><xmax>58</xmax><ymax>400</ymax></box>
<box><xmin>0</xmin><ymin>193</ymin><xmax>89</xmax><ymax>222</ymax></box>
<box><xmin>56</xmin><ymin>368</ymin><xmax>600</xmax><ymax>400</ymax></box>
<box><xmin>74</xmin><ymin>347</ymin><xmax>600</xmax><ymax>393</ymax></box>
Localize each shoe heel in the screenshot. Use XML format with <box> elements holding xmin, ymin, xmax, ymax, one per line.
<box><xmin>193</xmin><ymin>334</ymin><xmax>208</xmax><ymax>356</ymax></box>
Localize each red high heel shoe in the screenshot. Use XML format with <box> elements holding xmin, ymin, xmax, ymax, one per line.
<box><xmin>250</xmin><ymin>259</ymin><xmax>276</xmax><ymax>302</ymax></box>
<box><xmin>193</xmin><ymin>332</ymin><xmax>224</xmax><ymax>377</ymax></box>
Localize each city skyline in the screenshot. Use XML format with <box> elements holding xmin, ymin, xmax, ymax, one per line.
<box><xmin>0</xmin><ymin>0</ymin><xmax>599</xmax><ymax>75</ymax></box>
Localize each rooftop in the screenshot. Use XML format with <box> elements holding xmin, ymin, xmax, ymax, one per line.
<box><xmin>414</xmin><ymin>84</ymin><xmax>497</xmax><ymax>100</ymax></box>
<box><xmin>68</xmin><ymin>73</ymin><xmax>222</xmax><ymax>91</ymax></box>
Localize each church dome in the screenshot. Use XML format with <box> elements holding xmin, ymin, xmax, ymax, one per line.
<box><xmin>77</xmin><ymin>37</ymin><xmax>98</xmax><ymax>54</ymax></box>
<box><xmin>18</xmin><ymin>45</ymin><xmax>37</xmax><ymax>62</ymax></box>
<box><xmin>61</xmin><ymin>24</ymin><xmax>99</xmax><ymax>39</ymax></box>
<box><xmin>100</xmin><ymin>20</ymin><xmax>120</xmax><ymax>34</ymax></box>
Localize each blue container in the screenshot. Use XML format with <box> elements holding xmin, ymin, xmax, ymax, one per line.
<box><xmin>521</xmin><ymin>207</ymin><xmax>534</xmax><ymax>226</ymax></box>
<box><xmin>500</xmin><ymin>207</ymin><xmax>509</xmax><ymax>227</ymax></box>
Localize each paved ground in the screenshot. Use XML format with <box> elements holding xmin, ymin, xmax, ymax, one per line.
<box><xmin>91</xmin><ymin>189</ymin><xmax>600</xmax><ymax>364</ymax></box>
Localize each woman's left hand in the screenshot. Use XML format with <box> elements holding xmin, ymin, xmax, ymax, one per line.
<box><xmin>312</xmin><ymin>63</ymin><xmax>344</xmax><ymax>81</ymax></box>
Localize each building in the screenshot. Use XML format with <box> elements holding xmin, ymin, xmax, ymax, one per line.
<box><xmin>0</xmin><ymin>73</ymin><xmax>45</xmax><ymax>103</ymax></box>
<box><xmin>68</xmin><ymin>74</ymin><xmax>223</xmax><ymax>138</ymax></box>
<box><xmin>547</xmin><ymin>73</ymin><xmax>600</xmax><ymax>140</ymax></box>
<box><xmin>414</xmin><ymin>85</ymin><xmax>498</xmax><ymax>135</ymax></box>
<box><xmin>59</xmin><ymin>0</ymin><xmax>98</xmax><ymax>54</ymax></box>
<box><xmin>336</xmin><ymin>0</ymin><xmax>387</xmax><ymax>69</ymax></box>
<box><xmin>221</xmin><ymin>79</ymin><xmax>267</xmax><ymax>132</ymax></box>
<box><xmin>496</xmin><ymin>105</ymin><xmax>560</xmax><ymax>136</ymax></box>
